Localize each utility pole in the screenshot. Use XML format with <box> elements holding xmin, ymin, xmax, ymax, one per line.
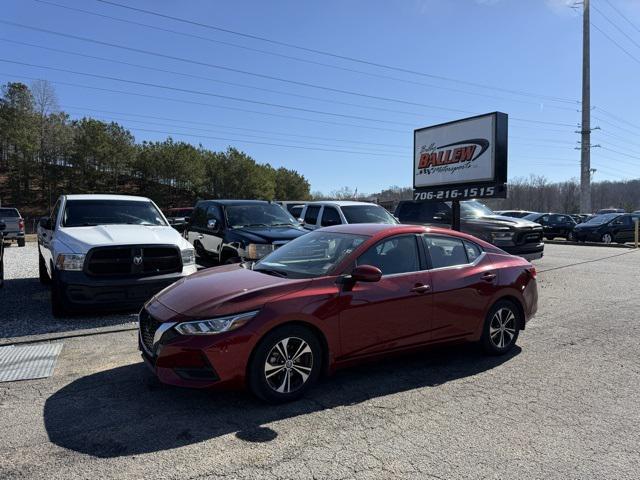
<box><xmin>580</xmin><ymin>0</ymin><xmax>591</xmax><ymax>213</ymax></box>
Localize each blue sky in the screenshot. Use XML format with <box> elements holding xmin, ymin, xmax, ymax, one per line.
<box><xmin>2</xmin><ymin>0</ymin><xmax>640</xmax><ymax>194</ymax></box>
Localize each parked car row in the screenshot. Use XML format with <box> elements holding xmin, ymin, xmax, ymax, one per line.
<box><xmin>494</xmin><ymin>209</ymin><xmax>640</xmax><ymax>244</ymax></box>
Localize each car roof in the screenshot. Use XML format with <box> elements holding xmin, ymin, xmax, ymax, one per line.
<box><xmin>320</xmin><ymin>222</ymin><xmax>482</xmax><ymax>240</ymax></box>
<box><xmin>65</xmin><ymin>194</ymin><xmax>151</xmax><ymax>202</ymax></box>
<box><xmin>199</xmin><ymin>199</ymin><xmax>272</xmax><ymax>206</ymax></box>
<box><xmin>305</xmin><ymin>200</ymin><xmax>378</xmax><ymax>207</ymax></box>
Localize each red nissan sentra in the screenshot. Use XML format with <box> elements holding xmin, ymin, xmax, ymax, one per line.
<box><xmin>139</xmin><ymin>224</ymin><xmax>537</xmax><ymax>403</ymax></box>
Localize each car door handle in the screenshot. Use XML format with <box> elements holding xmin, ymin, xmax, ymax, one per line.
<box><xmin>410</xmin><ymin>284</ymin><xmax>431</xmax><ymax>294</ymax></box>
<box><xmin>481</xmin><ymin>272</ymin><xmax>497</xmax><ymax>282</ymax></box>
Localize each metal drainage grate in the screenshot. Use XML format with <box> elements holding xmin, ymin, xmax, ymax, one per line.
<box><xmin>0</xmin><ymin>343</ymin><xmax>63</xmax><ymax>382</ymax></box>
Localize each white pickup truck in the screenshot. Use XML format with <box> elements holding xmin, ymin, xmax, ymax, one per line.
<box><xmin>37</xmin><ymin>194</ymin><xmax>196</xmax><ymax>317</ymax></box>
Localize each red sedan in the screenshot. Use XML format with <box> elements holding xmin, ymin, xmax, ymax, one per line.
<box><xmin>140</xmin><ymin>224</ymin><xmax>537</xmax><ymax>402</ymax></box>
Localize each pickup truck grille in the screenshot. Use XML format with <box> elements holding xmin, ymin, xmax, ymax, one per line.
<box><xmin>515</xmin><ymin>228</ymin><xmax>543</xmax><ymax>245</ymax></box>
<box><xmin>86</xmin><ymin>245</ymin><xmax>181</xmax><ymax>277</ymax></box>
<box><xmin>139</xmin><ymin>309</ymin><xmax>158</xmax><ymax>354</ymax></box>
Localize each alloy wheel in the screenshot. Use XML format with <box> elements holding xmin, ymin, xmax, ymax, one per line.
<box><xmin>489</xmin><ymin>308</ymin><xmax>517</xmax><ymax>349</ymax></box>
<box><xmin>264</xmin><ymin>337</ymin><xmax>313</xmax><ymax>394</ymax></box>
<box><xmin>602</xmin><ymin>233</ymin><xmax>613</xmax><ymax>244</ymax></box>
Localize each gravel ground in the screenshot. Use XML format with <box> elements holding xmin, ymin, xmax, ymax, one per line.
<box><xmin>0</xmin><ymin>244</ymin><xmax>138</xmax><ymax>339</ymax></box>
<box><xmin>0</xmin><ymin>244</ymin><xmax>639</xmax><ymax>479</ymax></box>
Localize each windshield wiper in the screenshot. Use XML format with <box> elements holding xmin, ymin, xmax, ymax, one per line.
<box><xmin>254</xmin><ymin>268</ymin><xmax>288</xmax><ymax>278</ymax></box>
<box><xmin>272</xmin><ymin>223</ymin><xmax>296</xmax><ymax>227</ymax></box>
<box><xmin>242</xmin><ymin>223</ymin><xmax>269</xmax><ymax>227</ymax></box>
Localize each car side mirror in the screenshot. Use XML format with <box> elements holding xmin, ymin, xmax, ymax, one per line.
<box><xmin>350</xmin><ymin>265</ymin><xmax>382</xmax><ymax>283</ymax></box>
<box><xmin>40</xmin><ymin>217</ymin><xmax>52</xmax><ymax>230</ymax></box>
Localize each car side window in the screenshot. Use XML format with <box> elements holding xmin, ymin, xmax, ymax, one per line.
<box><xmin>423</xmin><ymin>235</ymin><xmax>470</xmax><ymax>269</ymax></box>
<box><xmin>290</xmin><ymin>205</ymin><xmax>303</xmax><ymax>219</ymax></box>
<box><xmin>463</xmin><ymin>240</ymin><xmax>482</xmax><ymax>262</ymax></box>
<box><xmin>540</xmin><ymin>215</ymin><xmax>549</xmax><ymax>224</ymax></box>
<box><xmin>206</xmin><ymin>205</ymin><xmax>222</xmax><ymax>222</ymax></box>
<box><xmin>356</xmin><ymin>235</ymin><xmax>420</xmax><ymax>276</ymax></box>
<box><xmin>304</xmin><ymin>205</ymin><xmax>321</xmax><ymax>225</ymax></box>
<box><xmin>320</xmin><ymin>207</ymin><xmax>341</xmax><ymax>227</ymax></box>
<box><xmin>191</xmin><ymin>206</ymin><xmax>206</xmax><ymax>228</ymax></box>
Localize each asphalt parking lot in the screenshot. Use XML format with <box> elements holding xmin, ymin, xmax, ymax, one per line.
<box><xmin>1</xmin><ymin>243</ymin><xmax>639</xmax><ymax>479</ymax></box>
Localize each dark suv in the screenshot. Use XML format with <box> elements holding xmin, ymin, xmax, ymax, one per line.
<box><xmin>185</xmin><ymin>200</ymin><xmax>308</xmax><ymax>263</ymax></box>
<box><xmin>522</xmin><ymin>213</ymin><xmax>577</xmax><ymax>240</ymax></box>
<box><xmin>573</xmin><ymin>213</ymin><xmax>640</xmax><ymax>244</ymax></box>
<box><xmin>395</xmin><ymin>200</ymin><xmax>544</xmax><ymax>260</ymax></box>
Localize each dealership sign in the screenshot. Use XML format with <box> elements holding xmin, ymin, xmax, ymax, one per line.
<box><xmin>413</xmin><ymin>112</ymin><xmax>508</xmax><ymax>200</ymax></box>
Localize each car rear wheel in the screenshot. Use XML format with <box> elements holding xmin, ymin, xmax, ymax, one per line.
<box><xmin>601</xmin><ymin>233</ymin><xmax>613</xmax><ymax>244</ymax></box>
<box><xmin>481</xmin><ymin>300</ymin><xmax>521</xmax><ymax>355</ymax></box>
<box><xmin>248</xmin><ymin>325</ymin><xmax>322</xmax><ymax>403</ymax></box>
<box><xmin>567</xmin><ymin>231</ymin><xmax>576</xmax><ymax>241</ymax></box>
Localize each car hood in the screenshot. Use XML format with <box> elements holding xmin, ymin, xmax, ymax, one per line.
<box><xmin>231</xmin><ymin>225</ymin><xmax>307</xmax><ymax>243</ymax></box>
<box><xmin>56</xmin><ymin>224</ymin><xmax>192</xmax><ymax>253</ymax></box>
<box><xmin>152</xmin><ymin>264</ymin><xmax>311</xmax><ymax>318</ymax></box>
<box><xmin>574</xmin><ymin>222</ymin><xmax>603</xmax><ymax>230</ymax></box>
<box><xmin>463</xmin><ymin>215</ymin><xmax>542</xmax><ymax>230</ymax></box>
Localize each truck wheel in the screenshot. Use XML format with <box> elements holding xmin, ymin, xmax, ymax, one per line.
<box><xmin>39</xmin><ymin>251</ymin><xmax>51</xmax><ymax>284</ymax></box>
<box><xmin>51</xmin><ymin>272</ymin><xmax>68</xmax><ymax>318</ymax></box>
<box><xmin>17</xmin><ymin>238</ymin><xmax>25</xmax><ymax>247</ymax></box>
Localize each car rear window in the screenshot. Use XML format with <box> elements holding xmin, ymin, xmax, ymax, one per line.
<box><xmin>0</xmin><ymin>208</ymin><xmax>20</xmax><ymax>218</ymax></box>
<box><xmin>396</xmin><ymin>202</ymin><xmax>446</xmax><ymax>222</ymax></box>
<box><xmin>341</xmin><ymin>205</ymin><xmax>396</xmax><ymax>224</ymax></box>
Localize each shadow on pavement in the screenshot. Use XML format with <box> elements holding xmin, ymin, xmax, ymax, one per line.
<box><xmin>0</xmin><ymin>277</ymin><xmax>137</xmax><ymax>339</ymax></box>
<box><xmin>44</xmin><ymin>344</ymin><xmax>520</xmax><ymax>458</ymax></box>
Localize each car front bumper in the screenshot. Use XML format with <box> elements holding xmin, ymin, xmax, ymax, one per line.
<box><xmin>57</xmin><ymin>265</ymin><xmax>196</xmax><ymax>310</ymax></box>
<box><xmin>501</xmin><ymin>242</ymin><xmax>544</xmax><ymax>261</ymax></box>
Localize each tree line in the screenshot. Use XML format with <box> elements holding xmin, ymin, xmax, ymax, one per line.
<box><xmin>0</xmin><ymin>81</ymin><xmax>311</xmax><ymax>217</ymax></box>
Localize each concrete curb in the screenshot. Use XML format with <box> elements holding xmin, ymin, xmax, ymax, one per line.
<box><xmin>544</xmin><ymin>240</ymin><xmax>635</xmax><ymax>249</ymax></box>
<box><xmin>0</xmin><ymin>324</ymin><xmax>138</xmax><ymax>346</ymax></box>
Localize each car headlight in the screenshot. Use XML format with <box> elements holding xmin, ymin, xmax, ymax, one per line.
<box><xmin>246</xmin><ymin>243</ymin><xmax>274</xmax><ymax>259</ymax></box>
<box><xmin>55</xmin><ymin>253</ymin><xmax>85</xmax><ymax>271</ymax></box>
<box><xmin>174</xmin><ymin>310</ymin><xmax>259</xmax><ymax>335</ymax></box>
<box><xmin>491</xmin><ymin>231</ymin><xmax>514</xmax><ymax>241</ymax></box>
<box><xmin>181</xmin><ymin>248</ymin><xmax>195</xmax><ymax>266</ymax></box>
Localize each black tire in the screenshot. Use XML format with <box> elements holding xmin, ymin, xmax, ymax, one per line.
<box><xmin>38</xmin><ymin>250</ymin><xmax>51</xmax><ymax>284</ymax></box>
<box><xmin>50</xmin><ymin>271</ymin><xmax>68</xmax><ymax>318</ymax></box>
<box><xmin>546</xmin><ymin>235</ymin><xmax>555</xmax><ymax>240</ymax></box>
<box><xmin>17</xmin><ymin>237</ymin><xmax>25</xmax><ymax>247</ymax></box>
<box><xmin>601</xmin><ymin>233</ymin><xmax>613</xmax><ymax>244</ymax></box>
<box><xmin>248</xmin><ymin>324</ymin><xmax>322</xmax><ymax>403</ymax></box>
<box><xmin>567</xmin><ymin>231</ymin><xmax>576</xmax><ymax>242</ymax></box>
<box><xmin>480</xmin><ymin>300</ymin><xmax>521</xmax><ymax>355</ymax></box>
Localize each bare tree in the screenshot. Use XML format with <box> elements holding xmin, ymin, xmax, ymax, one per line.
<box><xmin>31</xmin><ymin>79</ymin><xmax>59</xmax><ymax>118</ymax></box>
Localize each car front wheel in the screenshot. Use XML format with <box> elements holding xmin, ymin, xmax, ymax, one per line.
<box><xmin>481</xmin><ymin>300</ymin><xmax>521</xmax><ymax>355</ymax></box>
<box><xmin>248</xmin><ymin>325</ymin><xmax>322</xmax><ymax>403</ymax></box>
<box><xmin>601</xmin><ymin>233</ymin><xmax>613</xmax><ymax>244</ymax></box>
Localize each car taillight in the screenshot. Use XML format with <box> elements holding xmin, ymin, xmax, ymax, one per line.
<box><xmin>18</xmin><ymin>219</ymin><xmax>24</xmax><ymax>231</ymax></box>
<box><xmin>527</xmin><ymin>266</ymin><xmax>537</xmax><ymax>279</ymax></box>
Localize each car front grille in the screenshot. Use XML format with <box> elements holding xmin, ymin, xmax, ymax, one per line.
<box><xmin>86</xmin><ymin>245</ymin><xmax>181</xmax><ymax>277</ymax></box>
<box><xmin>515</xmin><ymin>227</ymin><xmax>543</xmax><ymax>245</ymax></box>
<box><xmin>139</xmin><ymin>309</ymin><xmax>158</xmax><ymax>354</ymax></box>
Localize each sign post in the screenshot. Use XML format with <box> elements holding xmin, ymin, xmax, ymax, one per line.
<box><xmin>413</xmin><ymin>112</ymin><xmax>508</xmax><ymax>230</ymax></box>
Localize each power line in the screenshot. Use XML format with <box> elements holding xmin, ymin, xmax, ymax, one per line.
<box><xmin>0</xmin><ymin>20</ymin><xmax>481</xmax><ymax>116</ymax></box>
<box><xmin>603</xmin><ymin>0</ymin><xmax>640</xmax><ymax>35</ymax></box>
<box><xmin>61</xmin><ymin>105</ymin><xmax>411</xmax><ymax>149</ymax></box>
<box><xmin>0</xmin><ymin>71</ymin><xmax>408</xmax><ymax>133</ymax></box>
<box><xmin>591</xmin><ymin>21</ymin><xmax>640</xmax><ymax>65</ymax></box>
<box><xmin>0</xmin><ymin>58</ymin><xmax>422</xmax><ymax>126</ymax></box>
<box><xmin>593</xmin><ymin>115</ymin><xmax>640</xmax><ymax>137</ymax></box>
<box><xmin>592</xmin><ymin>4</ymin><xmax>640</xmax><ymax>50</ymax></box>
<box><xmin>0</xmin><ymin>38</ymin><xmax>445</xmax><ymax>120</ymax></box>
<box><xmin>594</xmin><ymin>106</ymin><xmax>640</xmax><ymax>132</ymax></box>
<box><xmin>90</xmin><ymin>0</ymin><xmax>577</xmax><ymax>104</ymax></box>
<box><xmin>29</xmin><ymin>0</ymin><xmax>575</xmax><ymax>110</ymax></box>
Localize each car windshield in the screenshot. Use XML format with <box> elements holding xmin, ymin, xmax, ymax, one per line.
<box><xmin>583</xmin><ymin>213</ymin><xmax>620</xmax><ymax>225</ymax></box>
<box><xmin>226</xmin><ymin>204</ymin><xmax>298</xmax><ymax>228</ymax></box>
<box><xmin>460</xmin><ymin>201</ymin><xmax>495</xmax><ymax>219</ymax></box>
<box><xmin>341</xmin><ymin>205</ymin><xmax>397</xmax><ymax>224</ymax></box>
<box><xmin>63</xmin><ymin>200</ymin><xmax>167</xmax><ymax>227</ymax></box>
<box><xmin>254</xmin><ymin>231</ymin><xmax>367</xmax><ymax>279</ymax></box>
<box><xmin>0</xmin><ymin>208</ymin><xmax>19</xmax><ymax>218</ymax></box>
